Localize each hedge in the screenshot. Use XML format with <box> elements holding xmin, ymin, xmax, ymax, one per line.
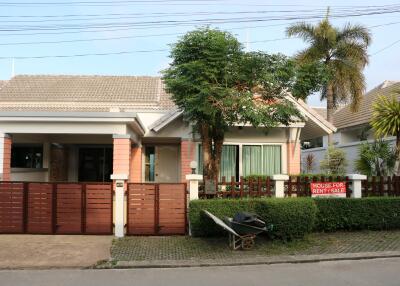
<box><xmin>314</xmin><ymin>197</ymin><xmax>400</xmax><ymax>232</ymax></box>
<box><xmin>189</xmin><ymin>198</ymin><xmax>317</xmax><ymax>241</ymax></box>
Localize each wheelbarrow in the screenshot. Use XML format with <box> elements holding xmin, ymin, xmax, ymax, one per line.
<box><xmin>202</xmin><ymin>210</ymin><xmax>269</xmax><ymax>250</ymax></box>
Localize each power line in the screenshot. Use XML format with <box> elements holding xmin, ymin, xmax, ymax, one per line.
<box><xmin>371</xmin><ymin>38</ymin><xmax>400</xmax><ymax>56</ymax></box>
<box><xmin>0</xmin><ymin>20</ymin><xmax>399</xmax><ymax>46</ymax></box>
<box><xmin>1</xmin><ymin>9</ymin><xmax>400</xmax><ymax>34</ymax></box>
<box><xmin>0</xmin><ymin>6</ymin><xmax>395</xmax><ymax>23</ymax></box>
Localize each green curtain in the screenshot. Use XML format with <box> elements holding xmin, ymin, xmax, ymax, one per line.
<box><xmin>220</xmin><ymin>145</ymin><xmax>237</xmax><ymax>180</ymax></box>
<box><xmin>242</xmin><ymin>145</ymin><xmax>262</xmax><ymax>176</ymax></box>
<box><xmin>197</xmin><ymin>144</ymin><xmax>237</xmax><ymax>180</ymax></box>
<box><xmin>263</xmin><ymin>145</ymin><xmax>281</xmax><ymax>175</ymax></box>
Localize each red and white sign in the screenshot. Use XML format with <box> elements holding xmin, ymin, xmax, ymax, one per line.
<box><xmin>310</xmin><ymin>182</ymin><xmax>346</xmax><ymax>198</ymax></box>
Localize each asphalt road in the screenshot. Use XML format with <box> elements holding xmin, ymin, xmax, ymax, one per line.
<box><xmin>1</xmin><ymin>258</ymin><xmax>400</xmax><ymax>286</ymax></box>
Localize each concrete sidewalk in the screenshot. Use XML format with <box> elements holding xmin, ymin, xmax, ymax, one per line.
<box><xmin>0</xmin><ymin>235</ymin><xmax>113</xmax><ymax>269</ymax></box>
<box><xmin>112</xmin><ymin>251</ymin><xmax>400</xmax><ymax>269</ymax></box>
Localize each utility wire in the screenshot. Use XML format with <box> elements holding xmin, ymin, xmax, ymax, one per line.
<box><xmin>1</xmin><ymin>9</ymin><xmax>400</xmax><ymax>34</ymax></box>
<box><xmin>0</xmin><ymin>20</ymin><xmax>398</xmax><ymax>46</ymax></box>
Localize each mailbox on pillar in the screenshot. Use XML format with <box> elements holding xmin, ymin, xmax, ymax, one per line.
<box><xmin>111</xmin><ymin>173</ymin><xmax>128</xmax><ymax>238</ymax></box>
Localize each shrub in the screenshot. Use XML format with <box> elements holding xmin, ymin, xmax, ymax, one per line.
<box><xmin>354</xmin><ymin>139</ymin><xmax>396</xmax><ymax>176</ymax></box>
<box><xmin>314</xmin><ymin>197</ymin><xmax>400</xmax><ymax>232</ymax></box>
<box><xmin>189</xmin><ymin>198</ymin><xmax>317</xmax><ymax>240</ymax></box>
<box><xmin>320</xmin><ymin>146</ymin><xmax>348</xmax><ymax>175</ymax></box>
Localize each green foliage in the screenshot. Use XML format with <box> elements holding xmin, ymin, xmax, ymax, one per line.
<box><xmin>314</xmin><ymin>198</ymin><xmax>400</xmax><ymax>232</ymax></box>
<box><xmin>320</xmin><ymin>146</ymin><xmax>348</xmax><ymax>175</ymax></box>
<box><xmin>162</xmin><ymin>28</ymin><xmax>309</xmax><ymax>131</ymax></box>
<box><xmin>355</xmin><ymin>139</ymin><xmax>396</xmax><ymax>176</ymax></box>
<box><xmin>371</xmin><ymin>94</ymin><xmax>400</xmax><ymax>138</ymax></box>
<box><xmin>189</xmin><ymin>198</ymin><xmax>317</xmax><ymax>241</ymax></box>
<box><xmin>287</xmin><ymin>14</ymin><xmax>371</xmax><ymax>113</ymax></box>
<box><xmin>162</xmin><ymin>28</ymin><xmax>325</xmax><ymax>179</ymax></box>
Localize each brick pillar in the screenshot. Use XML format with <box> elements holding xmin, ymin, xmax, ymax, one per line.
<box><xmin>180</xmin><ymin>139</ymin><xmax>196</xmax><ymax>182</ymax></box>
<box><xmin>1</xmin><ymin>134</ymin><xmax>11</xmax><ymax>181</ymax></box>
<box><xmin>129</xmin><ymin>145</ymin><xmax>142</xmax><ymax>183</ymax></box>
<box><xmin>112</xmin><ymin>135</ymin><xmax>131</xmax><ymax>176</ymax></box>
<box><xmin>287</xmin><ymin>128</ymin><xmax>301</xmax><ymax>175</ymax></box>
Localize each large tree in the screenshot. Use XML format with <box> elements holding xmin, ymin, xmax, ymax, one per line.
<box><xmin>286</xmin><ymin>13</ymin><xmax>371</xmax><ymax>143</ymax></box>
<box><xmin>371</xmin><ymin>92</ymin><xmax>400</xmax><ymax>175</ymax></box>
<box><xmin>163</xmin><ymin>28</ymin><xmax>323</xmax><ymax>180</ymax></box>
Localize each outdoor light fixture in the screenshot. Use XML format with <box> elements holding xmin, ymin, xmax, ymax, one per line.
<box><xmin>190</xmin><ymin>161</ymin><xmax>198</xmax><ymax>174</ymax></box>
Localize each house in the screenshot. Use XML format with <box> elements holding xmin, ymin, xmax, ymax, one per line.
<box><xmin>301</xmin><ymin>80</ymin><xmax>400</xmax><ymax>173</ymax></box>
<box><xmin>0</xmin><ymin>75</ymin><xmax>335</xmax><ymax>183</ymax></box>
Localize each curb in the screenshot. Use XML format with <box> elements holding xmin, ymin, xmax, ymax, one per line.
<box><xmin>110</xmin><ymin>251</ymin><xmax>400</xmax><ymax>269</ymax></box>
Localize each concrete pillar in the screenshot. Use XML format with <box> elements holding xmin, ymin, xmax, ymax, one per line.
<box><xmin>129</xmin><ymin>144</ymin><xmax>142</xmax><ymax>183</ymax></box>
<box><xmin>272</xmin><ymin>174</ymin><xmax>289</xmax><ymax>198</ymax></box>
<box><xmin>347</xmin><ymin>174</ymin><xmax>367</xmax><ymax>198</ymax></box>
<box><xmin>0</xmin><ymin>134</ymin><xmax>11</xmax><ymax>181</ymax></box>
<box><xmin>111</xmin><ymin>134</ymin><xmax>131</xmax><ymax>237</ymax></box>
<box><xmin>180</xmin><ymin>139</ymin><xmax>196</xmax><ymax>182</ymax></box>
<box><xmin>287</xmin><ymin>128</ymin><xmax>301</xmax><ymax>175</ymax></box>
<box><xmin>186</xmin><ymin>174</ymin><xmax>203</xmax><ymax>200</ymax></box>
<box><xmin>111</xmin><ymin>174</ymin><xmax>128</xmax><ymax>238</ymax></box>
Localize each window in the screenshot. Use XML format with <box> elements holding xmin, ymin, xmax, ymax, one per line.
<box><xmin>197</xmin><ymin>144</ymin><xmax>281</xmax><ymax>178</ymax></box>
<box><xmin>301</xmin><ymin>137</ymin><xmax>323</xmax><ymax>149</ymax></box>
<box><xmin>197</xmin><ymin>145</ymin><xmax>239</xmax><ymax>180</ymax></box>
<box><xmin>242</xmin><ymin>145</ymin><xmax>281</xmax><ymax>176</ymax></box>
<box><xmin>11</xmin><ymin>144</ymin><xmax>43</xmax><ymax>168</ymax></box>
<box><xmin>145</xmin><ymin>146</ymin><xmax>155</xmax><ymax>182</ymax></box>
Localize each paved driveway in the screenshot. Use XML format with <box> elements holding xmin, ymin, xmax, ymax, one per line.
<box><xmin>0</xmin><ymin>235</ymin><xmax>113</xmax><ymax>269</ymax></box>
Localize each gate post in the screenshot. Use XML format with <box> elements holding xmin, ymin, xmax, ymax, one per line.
<box><xmin>272</xmin><ymin>174</ymin><xmax>289</xmax><ymax>198</ymax></box>
<box><xmin>111</xmin><ymin>174</ymin><xmax>128</xmax><ymax>237</ymax></box>
<box><xmin>185</xmin><ymin>174</ymin><xmax>203</xmax><ymax>200</ymax></box>
<box><xmin>347</xmin><ymin>174</ymin><xmax>366</xmax><ymax>198</ymax></box>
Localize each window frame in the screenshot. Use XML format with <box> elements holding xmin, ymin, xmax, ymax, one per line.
<box><xmin>11</xmin><ymin>143</ymin><xmax>44</xmax><ymax>169</ymax></box>
<box><xmin>196</xmin><ymin>142</ymin><xmax>284</xmax><ymax>178</ymax></box>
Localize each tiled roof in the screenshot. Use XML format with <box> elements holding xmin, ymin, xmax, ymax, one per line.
<box><xmin>0</xmin><ymin>75</ymin><xmax>175</xmax><ymax>111</ymax></box>
<box><xmin>311</xmin><ymin>107</ymin><xmax>327</xmax><ymax>120</ymax></box>
<box><xmin>333</xmin><ymin>81</ymin><xmax>400</xmax><ymax>129</ymax></box>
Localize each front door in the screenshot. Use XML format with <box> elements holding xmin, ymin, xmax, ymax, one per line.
<box><xmin>78</xmin><ymin>147</ymin><xmax>113</xmax><ymax>182</ymax></box>
<box><xmin>155</xmin><ymin>145</ymin><xmax>179</xmax><ymax>182</ymax></box>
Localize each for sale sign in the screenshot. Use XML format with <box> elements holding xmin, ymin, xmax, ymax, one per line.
<box><xmin>310</xmin><ymin>182</ymin><xmax>347</xmax><ymax>198</ymax></box>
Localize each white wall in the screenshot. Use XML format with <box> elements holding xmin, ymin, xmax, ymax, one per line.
<box><xmin>301</xmin><ymin>137</ymin><xmax>396</xmax><ymax>174</ymax></box>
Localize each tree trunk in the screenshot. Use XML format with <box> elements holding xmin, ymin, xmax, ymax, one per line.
<box><xmin>199</xmin><ymin>123</ymin><xmax>224</xmax><ymax>182</ymax></box>
<box><xmin>396</xmin><ymin>133</ymin><xmax>400</xmax><ymax>176</ymax></box>
<box><xmin>326</xmin><ymin>83</ymin><xmax>335</xmax><ymax>145</ymax></box>
<box><xmin>200</xmin><ymin>123</ymin><xmax>213</xmax><ymax>179</ymax></box>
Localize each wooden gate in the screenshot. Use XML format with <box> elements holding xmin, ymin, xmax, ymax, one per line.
<box><xmin>0</xmin><ymin>182</ymin><xmax>113</xmax><ymax>234</ymax></box>
<box><xmin>127</xmin><ymin>183</ymin><xmax>187</xmax><ymax>235</ymax></box>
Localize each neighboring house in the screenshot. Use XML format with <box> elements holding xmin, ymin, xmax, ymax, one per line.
<box><xmin>301</xmin><ymin>80</ymin><xmax>400</xmax><ymax>174</ymax></box>
<box><xmin>0</xmin><ymin>75</ymin><xmax>334</xmax><ymax>183</ymax></box>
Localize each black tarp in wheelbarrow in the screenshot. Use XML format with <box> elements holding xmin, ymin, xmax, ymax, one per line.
<box><xmin>202</xmin><ymin>210</ymin><xmax>272</xmax><ymax>250</ymax></box>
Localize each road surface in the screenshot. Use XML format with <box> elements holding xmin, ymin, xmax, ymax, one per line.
<box><xmin>1</xmin><ymin>258</ymin><xmax>400</xmax><ymax>286</ymax></box>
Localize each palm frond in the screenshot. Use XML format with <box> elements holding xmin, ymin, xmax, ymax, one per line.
<box><xmin>286</xmin><ymin>22</ymin><xmax>316</xmax><ymax>43</ymax></box>
<box><xmin>338</xmin><ymin>23</ymin><xmax>372</xmax><ymax>46</ymax></box>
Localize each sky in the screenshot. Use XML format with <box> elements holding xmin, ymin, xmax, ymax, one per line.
<box><xmin>0</xmin><ymin>0</ymin><xmax>399</xmax><ymax>107</ymax></box>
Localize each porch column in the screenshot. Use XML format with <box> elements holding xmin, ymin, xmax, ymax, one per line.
<box><xmin>0</xmin><ymin>134</ymin><xmax>11</xmax><ymax>181</ymax></box>
<box><xmin>129</xmin><ymin>144</ymin><xmax>142</xmax><ymax>183</ymax></box>
<box><xmin>287</xmin><ymin>128</ymin><xmax>301</xmax><ymax>175</ymax></box>
<box><xmin>111</xmin><ymin>134</ymin><xmax>131</xmax><ymax>238</ymax></box>
<box><xmin>180</xmin><ymin>139</ymin><xmax>196</xmax><ymax>182</ymax></box>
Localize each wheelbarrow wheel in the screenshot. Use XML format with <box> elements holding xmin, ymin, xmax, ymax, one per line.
<box><xmin>241</xmin><ymin>237</ymin><xmax>255</xmax><ymax>250</ymax></box>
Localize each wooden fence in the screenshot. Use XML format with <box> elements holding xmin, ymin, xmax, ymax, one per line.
<box><xmin>198</xmin><ymin>175</ymin><xmax>400</xmax><ymax>199</ymax></box>
<box><xmin>199</xmin><ymin>176</ymin><xmax>274</xmax><ymax>198</ymax></box>
<box><xmin>0</xmin><ymin>182</ymin><xmax>113</xmax><ymax>234</ymax></box>
<box><xmin>285</xmin><ymin>176</ymin><xmax>351</xmax><ymax>198</ymax></box>
<box><xmin>362</xmin><ymin>176</ymin><xmax>400</xmax><ymax>197</ymax></box>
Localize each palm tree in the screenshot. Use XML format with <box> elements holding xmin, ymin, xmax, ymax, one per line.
<box><xmin>371</xmin><ymin>92</ymin><xmax>400</xmax><ymax>175</ymax></box>
<box><xmin>286</xmin><ymin>11</ymin><xmax>371</xmax><ymax>143</ymax></box>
